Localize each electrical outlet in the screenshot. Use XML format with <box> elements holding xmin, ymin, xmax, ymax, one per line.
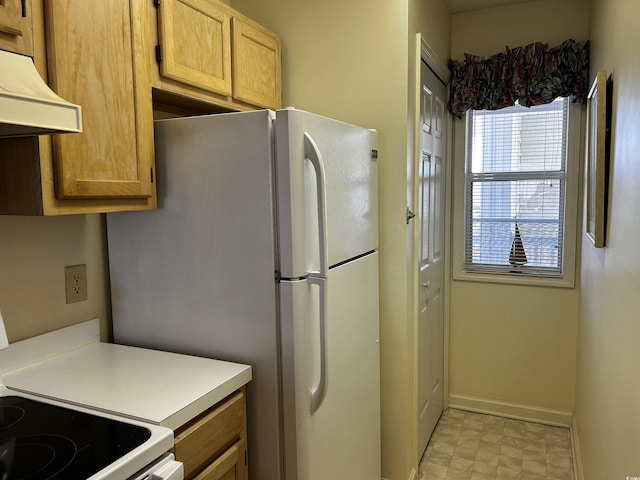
<box><xmin>65</xmin><ymin>264</ymin><xmax>88</xmax><ymax>304</ymax></box>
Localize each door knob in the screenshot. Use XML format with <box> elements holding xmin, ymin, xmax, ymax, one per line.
<box><xmin>422</xmin><ymin>281</ymin><xmax>430</xmax><ymax>290</ymax></box>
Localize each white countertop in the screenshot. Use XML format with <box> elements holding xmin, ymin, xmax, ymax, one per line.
<box><xmin>0</xmin><ymin>319</ymin><xmax>252</xmax><ymax>431</ymax></box>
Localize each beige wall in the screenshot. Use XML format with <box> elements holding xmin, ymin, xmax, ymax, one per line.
<box><xmin>451</xmin><ymin>0</ymin><xmax>590</xmax><ymax>58</ymax></box>
<box><xmin>410</xmin><ymin>0</ymin><xmax>451</xmax><ymax>64</ymax></box>
<box><xmin>229</xmin><ymin>1</ymin><xmax>450</xmax><ymax>478</ymax></box>
<box><xmin>449</xmin><ymin>0</ymin><xmax>589</xmax><ymax>419</ymax></box>
<box><xmin>575</xmin><ymin>0</ymin><xmax>640</xmax><ymax>477</ymax></box>
<box><xmin>0</xmin><ymin>214</ymin><xmax>110</xmax><ymax>342</ymax></box>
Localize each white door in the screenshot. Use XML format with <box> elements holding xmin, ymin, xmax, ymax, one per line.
<box><xmin>279</xmin><ymin>253</ymin><xmax>381</xmax><ymax>480</ymax></box>
<box><xmin>275</xmin><ymin>109</ymin><xmax>378</xmax><ymax>278</ymax></box>
<box><xmin>417</xmin><ymin>61</ymin><xmax>446</xmax><ymax>457</ymax></box>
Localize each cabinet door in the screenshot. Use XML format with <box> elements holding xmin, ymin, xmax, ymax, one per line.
<box><xmin>231</xmin><ymin>17</ymin><xmax>281</xmax><ymax>109</ymax></box>
<box><xmin>193</xmin><ymin>440</ymin><xmax>247</xmax><ymax>480</ymax></box>
<box><xmin>173</xmin><ymin>391</ymin><xmax>246</xmax><ymax>479</ymax></box>
<box><xmin>44</xmin><ymin>0</ymin><xmax>154</xmax><ymax>199</ymax></box>
<box><xmin>0</xmin><ymin>0</ymin><xmax>33</xmax><ymax>56</ymax></box>
<box><xmin>157</xmin><ymin>0</ymin><xmax>232</xmax><ymax>96</ymax></box>
<box><xmin>0</xmin><ymin>0</ymin><xmax>25</xmax><ymax>36</ymax></box>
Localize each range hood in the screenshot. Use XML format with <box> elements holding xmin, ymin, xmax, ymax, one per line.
<box><xmin>0</xmin><ymin>50</ymin><xmax>82</xmax><ymax>138</ymax></box>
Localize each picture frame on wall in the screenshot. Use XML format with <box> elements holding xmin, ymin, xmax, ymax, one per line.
<box><xmin>585</xmin><ymin>70</ymin><xmax>610</xmax><ymax>248</ymax></box>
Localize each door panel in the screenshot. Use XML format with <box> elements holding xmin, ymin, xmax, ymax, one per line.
<box><xmin>280</xmin><ymin>253</ymin><xmax>380</xmax><ymax>480</ymax></box>
<box><xmin>417</xmin><ymin>61</ymin><xmax>447</xmax><ymax>457</ymax></box>
<box><xmin>231</xmin><ymin>17</ymin><xmax>282</xmax><ymax>109</ymax></box>
<box><xmin>275</xmin><ymin>109</ymin><xmax>378</xmax><ymax>278</ymax></box>
<box><xmin>45</xmin><ymin>0</ymin><xmax>154</xmax><ymax>199</ymax></box>
<box><xmin>157</xmin><ymin>0</ymin><xmax>232</xmax><ymax>96</ymax></box>
<box><xmin>0</xmin><ymin>0</ymin><xmax>33</xmax><ymax>56</ymax></box>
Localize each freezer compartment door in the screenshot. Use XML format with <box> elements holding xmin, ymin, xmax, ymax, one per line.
<box><xmin>276</xmin><ymin>109</ymin><xmax>378</xmax><ymax>278</ymax></box>
<box><xmin>280</xmin><ymin>252</ymin><xmax>381</xmax><ymax>480</ymax></box>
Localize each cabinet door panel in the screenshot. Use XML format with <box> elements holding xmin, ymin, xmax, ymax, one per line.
<box><xmin>0</xmin><ymin>0</ymin><xmax>33</xmax><ymax>56</ymax></box>
<box><xmin>231</xmin><ymin>17</ymin><xmax>281</xmax><ymax>109</ymax></box>
<box><xmin>193</xmin><ymin>440</ymin><xmax>246</xmax><ymax>480</ymax></box>
<box><xmin>174</xmin><ymin>391</ymin><xmax>245</xmax><ymax>479</ymax></box>
<box><xmin>44</xmin><ymin>0</ymin><xmax>154</xmax><ymax>199</ymax></box>
<box><xmin>0</xmin><ymin>0</ymin><xmax>24</xmax><ymax>35</ymax></box>
<box><xmin>157</xmin><ymin>0</ymin><xmax>232</xmax><ymax>96</ymax></box>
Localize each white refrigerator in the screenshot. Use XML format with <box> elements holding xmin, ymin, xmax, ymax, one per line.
<box><xmin>106</xmin><ymin>109</ymin><xmax>380</xmax><ymax>480</ymax></box>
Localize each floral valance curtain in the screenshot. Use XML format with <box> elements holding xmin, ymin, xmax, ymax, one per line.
<box><xmin>447</xmin><ymin>39</ymin><xmax>590</xmax><ymax>118</ymax></box>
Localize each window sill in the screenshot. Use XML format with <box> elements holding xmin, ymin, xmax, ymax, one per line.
<box><xmin>452</xmin><ymin>269</ymin><xmax>576</xmax><ymax>288</ymax></box>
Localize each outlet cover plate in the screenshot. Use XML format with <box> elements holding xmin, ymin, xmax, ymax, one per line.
<box><xmin>64</xmin><ymin>264</ymin><xmax>87</xmax><ymax>304</ymax></box>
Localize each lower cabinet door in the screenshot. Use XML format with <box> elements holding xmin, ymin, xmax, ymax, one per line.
<box><xmin>193</xmin><ymin>440</ymin><xmax>247</xmax><ymax>480</ymax></box>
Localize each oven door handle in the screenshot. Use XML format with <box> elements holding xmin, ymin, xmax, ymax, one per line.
<box><xmin>148</xmin><ymin>455</ymin><xmax>183</xmax><ymax>480</ymax></box>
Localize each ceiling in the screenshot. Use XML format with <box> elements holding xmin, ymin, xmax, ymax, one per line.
<box><xmin>446</xmin><ymin>0</ymin><xmax>535</xmax><ymax>13</ymax></box>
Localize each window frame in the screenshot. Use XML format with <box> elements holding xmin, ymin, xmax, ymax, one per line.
<box><xmin>452</xmin><ymin>100</ymin><xmax>583</xmax><ymax>288</ymax></box>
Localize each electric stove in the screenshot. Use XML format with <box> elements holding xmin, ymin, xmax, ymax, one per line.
<box><xmin>0</xmin><ymin>386</ymin><xmax>181</xmax><ymax>480</ymax></box>
<box><xmin>0</xmin><ymin>395</ymin><xmax>152</xmax><ymax>479</ymax></box>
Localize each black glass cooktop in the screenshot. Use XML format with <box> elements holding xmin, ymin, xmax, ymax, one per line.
<box><xmin>0</xmin><ymin>396</ymin><xmax>151</xmax><ymax>480</ymax></box>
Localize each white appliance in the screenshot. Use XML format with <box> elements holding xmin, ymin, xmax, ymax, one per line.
<box><xmin>106</xmin><ymin>109</ymin><xmax>380</xmax><ymax>480</ymax></box>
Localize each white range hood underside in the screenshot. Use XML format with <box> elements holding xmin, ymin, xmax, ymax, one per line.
<box><xmin>0</xmin><ymin>49</ymin><xmax>82</xmax><ymax>137</ymax></box>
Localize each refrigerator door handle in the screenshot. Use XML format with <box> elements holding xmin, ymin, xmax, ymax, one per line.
<box><xmin>303</xmin><ymin>132</ymin><xmax>329</xmax><ymax>278</ymax></box>
<box><xmin>308</xmin><ymin>275</ymin><xmax>327</xmax><ymax>414</ymax></box>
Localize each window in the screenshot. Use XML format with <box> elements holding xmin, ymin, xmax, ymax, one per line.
<box><xmin>459</xmin><ymin>97</ymin><xmax>579</xmax><ymax>283</ymax></box>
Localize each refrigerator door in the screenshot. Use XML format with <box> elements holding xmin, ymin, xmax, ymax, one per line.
<box><xmin>276</xmin><ymin>109</ymin><xmax>378</xmax><ymax>279</ymax></box>
<box><xmin>107</xmin><ymin>110</ymin><xmax>282</xmax><ymax>480</ymax></box>
<box><xmin>279</xmin><ymin>252</ymin><xmax>381</xmax><ymax>480</ymax></box>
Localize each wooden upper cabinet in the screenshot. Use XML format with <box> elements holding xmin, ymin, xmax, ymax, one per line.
<box><xmin>152</xmin><ymin>0</ymin><xmax>281</xmax><ymax>111</ymax></box>
<box><xmin>44</xmin><ymin>0</ymin><xmax>154</xmax><ymax>201</ymax></box>
<box><xmin>157</xmin><ymin>0</ymin><xmax>232</xmax><ymax>97</ymax></box>
<box><xmin>0</xmin><ymin>0</ymin><xmax>34</xmax><ymax>56</ymax></box>
<box><xmin>0</xmin><ymin>0</ymin><xmax>155</xmax><ymax>215</ymax></box>
<box><xmin>232</xmin><ymin>17</ymin><xmax>281</xmax><ymax>110</ymax></box>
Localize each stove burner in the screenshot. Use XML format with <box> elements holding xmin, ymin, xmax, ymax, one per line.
<box><xmin>0</xmin><ymin>396</ymin><xmax>152</xmax><ymax>480</ymax></box>
<box><xmin>0</xmin><ymin>434</ymin><xmax>76</xmax><ymax>480</ymax></box>
<box><xmin>0</xmin><ymin>408</ymin><xmax>25</xmax><ymax>431</ymax></box>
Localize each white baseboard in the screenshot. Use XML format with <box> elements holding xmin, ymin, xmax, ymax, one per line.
<box><xmin>448</xmin><ymin>394</ymin><xmax>573</xmax><ymax>427</ymax></box>
<box><xmin>570</xmin><ymin>416</ymin><xmax>584</xmax><ymax>480</ymax></box>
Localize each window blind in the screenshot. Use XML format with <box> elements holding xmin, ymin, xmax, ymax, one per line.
<box><xmin>464</xmin><ymin>98</ymin><xmax>568</xmax><ymax>277</ymax></box>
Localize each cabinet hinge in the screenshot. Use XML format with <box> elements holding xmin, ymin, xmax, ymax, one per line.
<box><xmin>244</xmin><ymin>450</ymin><xmax>248</xmax><ymax>466</ymax></box>
<box><xmin>21</xmin><ymin>0</ymin><xmax>26</xmax><ymax>17</ymax></box>
<box><xmin>150</xmin><ymin>168</ymin><xmax>154</xmax><ymax>183</ymax></box>
<box><xmin>155</xmin><ymin>45</ymin><xmax>163</xmax><ymax>62</ymax></box>
<box><xmin>371</xmin><ymin>149</ymin><xmax>378</xmax><ymax>160</ymax></box>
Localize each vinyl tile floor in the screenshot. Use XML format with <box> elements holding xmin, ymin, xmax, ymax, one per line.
<box><xmin>418</xmin><ymin>409</ymin><xmax>573</xmax><ymax>480</ymax></box>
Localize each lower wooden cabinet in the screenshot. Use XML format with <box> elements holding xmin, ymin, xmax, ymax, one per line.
<box><xmin>193</xmin><ymin>440</ymin><xmax>246</xmax><ymax>480</ymax></box>
<box><xmin>173</xmin><ymin>388</ymin><xmax>248</xmax><ymax>480</ymax></box>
